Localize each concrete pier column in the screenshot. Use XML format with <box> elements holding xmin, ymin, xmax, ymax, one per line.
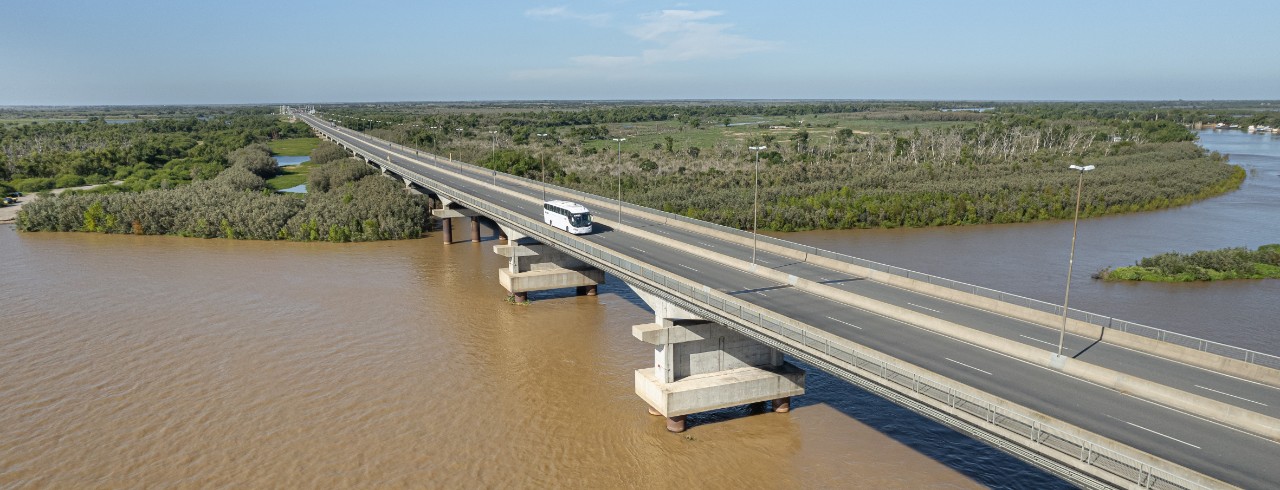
<box><xmin>470</xmin><ymin>217</ymin><xmax>481</xmax><ymax>242</ymax></box>
<box><xmin>630</xmin><ymin>289</ymin><xmax>805</xmax><ymax>434</ymax></box>
<box><xmin>665</xmin><ymin>416</ymin><xmax>687</xmax><ymax>433</ymax></box>
<box><xmin>493</xmin><ymin>238</ymin><xmax>604</xmax><ymax>303</ymax></box>
<box><xmin>432</xmin><ymin>206</ymin><xmax>480</xmax><ymax>246</ymax></box>
<box><xmin>772</xmin><ymin>397</ymin><xmax>791</xmax><ymax>413</ymax></box>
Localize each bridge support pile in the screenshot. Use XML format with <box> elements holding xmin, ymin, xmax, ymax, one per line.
<box><xmin>431</xmin><ymin>202</ymin><xmax>484</xmax><ymax>244</ymax></box>
<box><xmin>631</xmin><ymin>291</ymin><xmax>805</xmax><ymax>432</ymax></box>
<box><xmin>492</xmin><ymin>236</ymin><xmax>604</xmax><ymax>302</ymax></box>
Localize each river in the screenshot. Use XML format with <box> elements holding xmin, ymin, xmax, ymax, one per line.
<box><xmin>1</xmin><ymin>130</ymin><xmax>1274</xmax><ymax>488</ymax></box>
<box><xmin>776</xmin><ymin>129</ymin><xmax>1280</xmax><ymax>352</ymax></box>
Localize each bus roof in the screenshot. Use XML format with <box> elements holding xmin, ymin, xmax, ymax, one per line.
<box><xmin>545</xmin><ymin>200</ymin><xmax>590</xmax><ymax>213</ymax></box>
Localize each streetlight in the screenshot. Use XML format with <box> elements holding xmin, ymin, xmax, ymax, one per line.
<box><xmin>612</xmin><ymin>137</ymin><xmax>626</xmax><ymax>225</ymax></box>
<box><xmin>748</xmin><ymin>145</ymin><xmax>767</xmax><ymax>266</ymax></box>
<box><xmin>1054</xmin><ymin>163</ymin><xmax>1096</xmax><ymax>364</ymax></box>
<box><xmin>537</xmin><ymin>133</ymin><xmax>550</xmax><ymax>200</ymax></box>
<box><xmin>488</xmin><ymin>130</ymin><xmax>499</xmax><ymax>185</ymax></box>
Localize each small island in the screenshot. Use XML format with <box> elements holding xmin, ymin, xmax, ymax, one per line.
<box><xmin>1095</xmin><ymin>245</ymin><xmax>1280</xmax><ymax>282</ymax></box>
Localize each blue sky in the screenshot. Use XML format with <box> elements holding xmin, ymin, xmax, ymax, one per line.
<box><xmin>2</xmin><ymin>1</ymin><xmax>1276</xmax><ymax>105</ymax></box>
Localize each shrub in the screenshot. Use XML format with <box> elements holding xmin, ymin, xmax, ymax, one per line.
<box><xmin>55</xmin><ymin>174</ymin><xmax>86</xmax><ymax>188</ymax></box>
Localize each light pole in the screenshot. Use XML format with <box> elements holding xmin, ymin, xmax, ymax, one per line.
<box><xmin>537</xmin><ymin>133</ymin><xmax>549</xmax><ymax>200</ymax></box>
<box><xmin>1054</xmin><ymin>163</ymin><xmax>1096</xmax><ymax>362</ymax></box>
<box><xmin>488</xmin><ymin>130</ymin><xmax>499</xmax><ymax>185</ymax></box>
<box><xmin>748</xmin><ymin>145</ymin><xmax>767</xmax><ymax>266</ymax></box>
<box><xmin>612</xmin><ymin>137</ymin><xmax>626</xmax><ymax>225</ymax></box>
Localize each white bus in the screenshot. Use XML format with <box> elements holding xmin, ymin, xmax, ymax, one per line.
<box><xmin>543</xmin><ymin>200</ymin><xmax>593</xmax><ymax>234</ymax></box>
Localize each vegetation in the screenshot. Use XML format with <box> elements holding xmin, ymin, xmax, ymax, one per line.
<box><xmin>1</xmin><ymin>108</ymin><xmax>311</xmax><ymax>193</ymax></box>
<box><xmin>265</xmin><ymin>162</ymin><xmax>311</xmax><ymax>191</ymax></box>
<box><xmin>268</xmin><ymin>137</ymin><xmax>320</xmax><ymax>156</ymax></box>
<box><xmin>17</xmin><ymin>142</ymin><xmax>429</xmax><ymax>242</ymax></box>
<box><xmin>1095</xmin><ymin>245</ymin><xmax>1280</xmax><ymax>282</ymax></box>
<box><xmin>314</xmin><ymin>101</ymin><xmax>1247</xmax><ymax>231</ymax></box>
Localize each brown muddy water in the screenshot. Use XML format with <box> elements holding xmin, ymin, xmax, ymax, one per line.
<box><xmin>1</xmin><ymin>226</ymin><xmax>1048</xmax><ymax>489</ymax></box>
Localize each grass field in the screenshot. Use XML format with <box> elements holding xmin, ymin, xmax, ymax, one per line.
<box><xmin>268</xmin><ymin>137</ymin><xmax>320</xmax><ymax>156</ymax></box>
<box><xmin>266</xmin><ymin>161</ymin><xmax>312</xmax><ymax>191</ymax></box>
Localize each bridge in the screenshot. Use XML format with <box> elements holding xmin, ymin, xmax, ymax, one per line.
<box><xmin>293</xmin><ymin>111</ymin><xmax>1280</xmax><ymax>489</ymax></box>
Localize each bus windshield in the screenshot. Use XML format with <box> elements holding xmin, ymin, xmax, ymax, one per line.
<box><xmin>570</xmin><ymin>213</ymin><xmax>591</xmax><ymax>228</ymax></box>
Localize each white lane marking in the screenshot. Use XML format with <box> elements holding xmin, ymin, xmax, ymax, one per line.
<box><xmin>1019</xmin><ymin>335</ymin><xmax>1059</xmax><ymax>348</ymax></box>
<box><xmin>1195</xmin><ymin>385</ymin><xmax>1268</xmax><ymax>406</ymax></box>
<box><xmin>826</xmin><ymin>316</ymin><xmax>863</xmax><ymax>330</ymax></box>
<box><xmin>677</xmin><ymin>264</ymin><xmax>700</xmax><ymax>273</ymax></box>
<box><xmin>945</xmin><ymin>357</ymin><xmax>993</xmax><ymax>376</ymax></box>
<box><xmin>630</xmin><ymin>246</ymin><xmax>648</xmax><ymax>254</ymax></box>
<box><xmin>757</xmin><ymin>258</ymin><xmax>770</xmax><ymax>264</ymax></box>
<box><xmin>698</xmin><ymin>242</ymin><xmax>716</xmax><ymax>248</ymax></box>
<box><xmin>755</xmin><ymin>291</ymin><xmax>768</xmax><ymax>297</ymax></box>
<box><xmin>907</xmin><ymin>303</ymin><xmax>941</xmax><ymax>313</ymax></box>
<box><xmin>818</xmin><ymin>277</ymin><xmax>828</xmax><ymax>281</ymax></box>
<box><xmin>1104</xmin><ymin>415</ymin><xmax>1201</xmax><ymax>449</ymax></box>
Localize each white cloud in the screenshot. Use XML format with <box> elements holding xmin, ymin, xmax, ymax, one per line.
<box><xmin>514</xmin><ymin>8</ymin><xmax>777</xmax><ymax>81</ymax></box>
<box><xmin>631</xmin><ymin>10</ymin><xmax>776</xmax><ymax>63</ymax></box>
<box><xmin>525</xmin><ymin>6</ymin><xmax>611</xmax><ymax>26</ymax></box>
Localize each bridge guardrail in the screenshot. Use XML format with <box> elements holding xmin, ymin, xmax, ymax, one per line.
<box><xmin>317</xmin><ymin>120</ymin><xmax>1213</xmax><ymax>489</ymax></box>
<box><xmin>342</xmin><ymin>123</ymin><xmax>1275</xmax><ymax>372</ymax></box>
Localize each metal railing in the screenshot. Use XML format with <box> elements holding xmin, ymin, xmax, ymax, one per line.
<box><xmin>313</xmin><ymin>119</ymin><xmax>1213</xmax><ymax>489</ymax></box>
<box><xmin>341</xmin><ymin>122</ymin><xmax>1275</xmax><ymax>372</ymax></box>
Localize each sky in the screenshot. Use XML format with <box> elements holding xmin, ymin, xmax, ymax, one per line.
<box><xmin>2</xmin><ymin>0</ymin><xmax>1277</xmax><ymax>105</ymax></box>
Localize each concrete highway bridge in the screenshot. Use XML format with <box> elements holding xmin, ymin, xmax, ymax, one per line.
<box><xmin>294</xmin><ymin>111</ymin><xmax>1280</xmax><ymax>489</ymax></box>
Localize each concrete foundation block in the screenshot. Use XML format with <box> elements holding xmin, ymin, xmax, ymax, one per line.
<box><xmin>498</xmin><ymin>268</ymin><xmax>605</xmax><ymax>294</ymax></box>
<box><xmin>635</xmin><ymin>363</ymin><xmax>806</xmax><ymax>418</ymax></box>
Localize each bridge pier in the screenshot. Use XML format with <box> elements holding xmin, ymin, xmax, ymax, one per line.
<box><xmin>431</xmin><ymin>201</ymin><xmax>481</xmax><ymax>245</ymax></box>
<box><xmin>630</xmin><ymin>289</ymin><xmax>804</xmax><ymax>432</ymax></box>
<box><xmin>492</xmin><ymin>236</ymin><xmax>604</xmax><ymax>303</ymax></box>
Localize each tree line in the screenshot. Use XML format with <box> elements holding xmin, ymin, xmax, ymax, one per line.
<box><xmin>18</xmin><ymin>142</ymin><xmax>428</xmax><ymax>242</ymax></box>
<box><xmin>1</xmin><ymin>112</ymin><xmax>312</xmax><ymax>195</ymax></box>
<box><xmin>1095</xmin><ymin>245</ymin><xmax>1280</xmax><ymax>282</ymax></box>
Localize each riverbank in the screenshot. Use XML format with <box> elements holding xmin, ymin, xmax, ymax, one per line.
<box><xmin>0</xmin><ymin>182</ymin><xmax>122</xmax><ymax>224</ymax></box>
<box><xmin>1095</xmin><ymin>245</ymin><xmax>1280</xmax><ymax>282</ymax></box>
